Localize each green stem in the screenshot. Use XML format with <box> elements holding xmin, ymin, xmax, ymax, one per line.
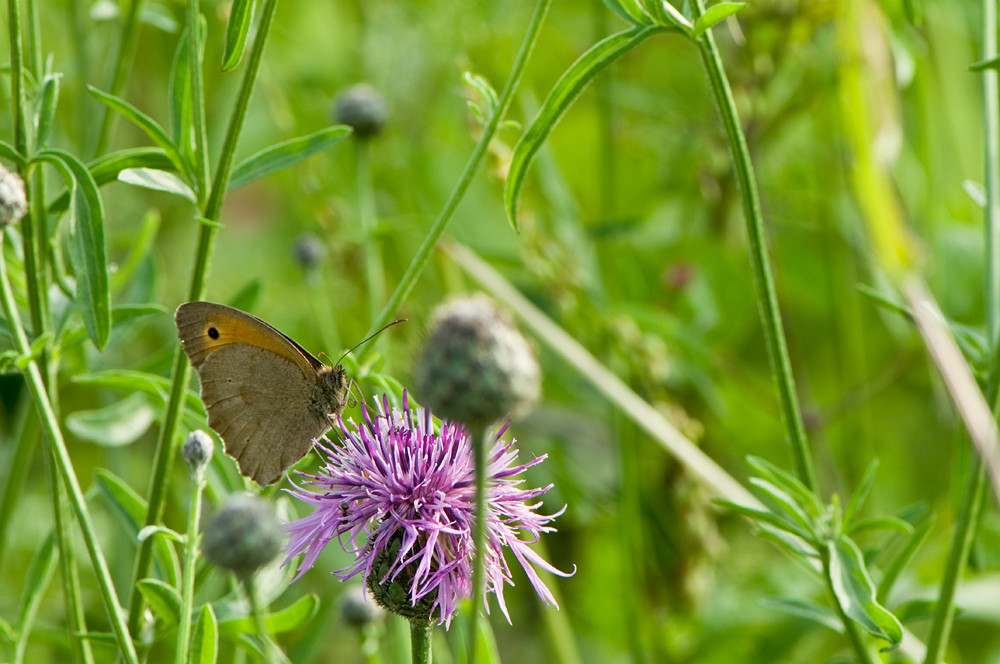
<box><xmin>922</xmin><ymin>2</ymin><xmax>1000</xmax><ymax>661</ymax></box>
<box><xmin>467</xmin><ymin>427</ymin><xmax>489</xmax><ymax>664</ymax></box>
<box><xmin>127</xmin><ymin>0</ymin><xmax>283</xmax><ymax>635</ymax></box>
<box><xmin>246</xmin><ymin>575</ymin><xmax>285</xmax><ymax>663</ymax></box>
<box><xmin>0</xmin><ymin>397</ymin><xmax>37</xmax><ymax>566</ymax></box>
<box><xmin>366</xmin><ymin>0</ymin><xmax>552</xmax><ymax>338</ymax></box>
<box><xmin>175</xmin><ymin>467</ymin><xmax>207</xmax><ymax>664</ymax></box>
<box><xmin>922</xmin><ymin>462</ymin><xmax>986</xmax><ymax>664</ymax></box>
<box><xmin>0</xmin><ymin>243</ymin><xmax>139</xmax><ymax>664</ymax></box>
<box><xmin>692</xmin><ymin>7</ymin><xmax>817</xmax><ymax>493</ymax></box>
<box><xmin>409</xmin><ymin>620</ymin><xmax>431</xmax><ymax>664</ymax></box>
<box><xmin>90</xmin><ymin>0</ymin><xmax>146</xmax><ymax>156</ymax></box>
<box><xmin>48</xmin><ymin>449</ymin><xmax>95</xmax><ymax>664</ymax></box>
<box><xmin>7</xmin><ymin>0</ymin><xmax>26</xmax><ymax>157</ymax></box>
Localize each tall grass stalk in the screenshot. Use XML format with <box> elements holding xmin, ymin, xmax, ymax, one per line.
<box><xmin>127</xmin><ymin>0</ymin><xmax>284</xmax><ymax>635</ymax></box>
<box><xmin>692</xmin><ymin>1</ymin><xmax>817</xmax><ymax>494</ymax></box>
<box><xmin>366</xmin><ymin>0</ymin><xmax>553</xmax><ymax>337</ymax></box>
<box><xmin>0</xmin><ymin>246</ymin><xmax>139</xmax><ymax>664</ymax></box>
<box><xmin>920</xmin><ymin>5</ymin><xmax>1000</xmax><ymax>659</ymax></box>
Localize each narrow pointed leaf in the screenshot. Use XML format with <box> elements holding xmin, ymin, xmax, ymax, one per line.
<box><xmin>826</xmin><ymin>537</ymin><xmax>903</xmax><ymax>647</ymax></box>
<box><xmin>504</xmin><ymin>25</ymin><xmax>663</xmax><ymax>231</ymax></box>
<box><xmin>759</xmin><ymin>597</ymin><xmax>842</xmax><ymax>633</ymax></box>
<box><xmin>119</xmin><ymin>167</ymin><xmax>197</xmax><ymax>202</ymax></box>
<box><xmin>601</xmin><ymin>0</ymin><xmax>654</xmax><ymax>26</ymax></box>
<box><xmin>34</xmin><ymin>73</ymin><xmax>60</xmax><ymax>150</ymax></box>
<box><xmin>218</xmin><ymin>595</ymin><xmax>319</xmax><ymax>637</ymax></box>
<box><xmin>0</xmin><ymin>139</ymin><xmax>25</xmax><ymax>165</ymax></box>
<box><xmin>35</xmin><ymin>149</ymin><xmax>110</xmax><ymax>349</ymax></box>
<box><xmin>138</xmin><ymin>579</ymin><xmax>182</xmax><ymax>627</ymax></box>
<box><xmin>65</xmin><ymin>392</ymin><xmax>156</xmax><ymax>447</ymax></box>
<box><xmin>748</xmin><ymin>478</ymin><xmax>817</xmax><ymax>541</ymax></box>
<box><xmin>222</xmin><ymin>0</ymin><xmax>255</xmax><ymax>71</ymax></box>
<box><xmin>877</xmin><ymin>511</ymin><xmax>933</xmax><ymax>603</ymax></box>
<box><xmin>168</xmin><ymin>26</ymin><xmax>194</xmax><ymax>149</ymax></box>
<box><xmin>847</xmin><ymin>516</ymin><xmax>913</xmax><ymax>536</ymax></box>
<box><xmin>746</xmin><ymin>456</ymin><xmax>823</xmax><ymax>517</ymax></box>
<box><xmin>191</xmin><ymin>604</ymin><xmax>219</xmax><ymax>664</ymax></box>
<box><xmin>229</xmin><ymin>126</ymin><xmax>351</xmax><ymax>189</ymax></box>
<box><xmin>692</xmin><ymin>2</ymin><xmax>747</xmax><ymax>37</ymax></box>
<box><xmin>843</xmin><ymin>459</ymin><xmax>879</xmax><ymax>528</ymax></box>
<box><xmin>87</xmin><ymin>86</ymin><xmax>191</xmax><ymax>180</ymax></box>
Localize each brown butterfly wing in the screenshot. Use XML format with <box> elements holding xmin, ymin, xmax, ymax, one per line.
<box><xmin>175</xmin><ymin>301</ymin><xmax>337</xmax><ymax>485</ymax></box>
<box><xmin>197</xmin><ymin>344</ymin><xmax>331</xmax><ymax>485</ymax></box>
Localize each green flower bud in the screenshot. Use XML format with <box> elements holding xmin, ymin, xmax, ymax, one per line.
<box><xmin>201</xmin><ymin>494</ymin><xmax>284</xmax><ymax>578</ymax></box>
<box><xmin>182</xmin><ymin>429</ymin><xmax>213</xmax><ymax>477</ymax></box>
<box><xmin>414</xmin><ymin>293</ymin><xmax>540</xmax><ymax>428</ymax></box>
<box><xmin>334</xmin><ymin>84</ymin><xmax>388</xmax><ymax>139</ymax></box>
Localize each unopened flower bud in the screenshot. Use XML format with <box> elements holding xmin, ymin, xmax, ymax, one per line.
<box><xmin>366</xmin><ymin>531</ymin><xmax>436</xmax><ymax>623</ymax></box>
<box><xmin>334</xmin><ymin>84</ymin><xmax>388</xmax><ymax>139</ymax></box>
<box><xmin>0</xmin><ymin>165</ymin><xmax>26</xmax><ymax>229</ymax></box>
<box><xmin>414</xmin><ymin>294</ymin><xmax>540</xmax><ymax>428</ymax></box>
<box><xmin>202</xmin><ymin>494</ymin><xmax>284</xmax><ymax>578</ymax></box>
<box><xmin>340</xmin><ymin>584</ymin><xmax>384</xmax><ymax>627</ymax></box>
<box><xmin>182</xmin><ymin>429</ymin><xmax>213</xmax><ymax>476</ymax></box>
<box><xmin>292</xmin><ymin>232</ymin><xmax>326</xmax><ymax>272</ymax></box>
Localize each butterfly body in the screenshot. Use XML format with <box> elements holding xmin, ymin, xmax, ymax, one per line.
<box><xmin>175</xmin><ymin>301</ymin><xmax>347</xmax><ymax>485</ymax></box>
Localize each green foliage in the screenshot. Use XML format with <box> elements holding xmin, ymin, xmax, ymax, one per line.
<box><xmin>2</xmin><ymin>0</ymin><xmax>1000</xmax><ymax>663</ymax></box>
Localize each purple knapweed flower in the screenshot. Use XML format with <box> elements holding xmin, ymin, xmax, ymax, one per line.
<box><xmin>283</xmin><ymin>392</ymin><xmax>572</xmax><ymax>626</ymax></box>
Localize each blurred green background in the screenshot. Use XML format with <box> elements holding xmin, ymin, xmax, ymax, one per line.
<box><xmin>3</xmin><ymin>0</ymin><xmax>1000</xmax><ymax>662</ymax></box>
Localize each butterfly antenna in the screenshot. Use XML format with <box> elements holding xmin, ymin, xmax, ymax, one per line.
<box><xmin>335</xmin><ymin>319</ymin><xmax>407</xmax><ymax>366</ymax></box>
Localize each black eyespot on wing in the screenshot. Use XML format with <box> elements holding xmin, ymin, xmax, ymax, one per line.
<box><xmin>208</xmin><ymin>327</ymin><xmax>220</xmax><ymax>340</ymax></box>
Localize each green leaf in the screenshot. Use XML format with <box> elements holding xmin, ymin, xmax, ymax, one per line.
<box><xmin>191</xmin><ymin>604</ymin><xmax>219</xmax><ymax>664</ymax></box>
<box><xmin>118</xmin><ymin>168</ymin><xmax>197</xmax><ymax>202</ymax></box>
<box><xmin>222</xmin><ymin>0</ymin><xmax>255</xmax><ymax>71</ymax></box>
<box><xmin>72</xmin><ymin>369</ymin><xmax>207</xmax><ymax>420</ymax></box>
<box><xmin>91</xmin><ymin>148</ymin><xmax>177</xmax><ymax>186</ymax></box>
<box><xmin>138</xmin><ymin>579</ymin><xmax>182</xmax><ymax>627</ymax></box>
<box><xmin>847</xmin><ymin>516</ymin><xmax>914</xmax><ymax>536</ymax></box>
<box><xmin>745</xmin><ymin>456</ymin><xmax>823</xmax><ymax>516</ymax></box>
<box><xmin>504</xmin><ymin>25</ymin><xmax>663</xmax><ymax>231</ymax></box>
<box><xmin>759</xmin><ymin>597</ymin><xmax>842</xmax><ymax>633</ymax></box>
<box><xmin>168</xmin><ymin>26</ymin><xmax>194</xmax><ymax>149</ymax></box>
<box><xmin>970</xmin><ymin>55</ymin><xmax>1000</xmax><ymax>72</ymax></box>
<box><xmin>893</xmin><ymin>599</ymin><xmax>943</xmax><ymax>623</ymax></box>
<box><xmin>34</xmin><ymin>149</ymin><xmax>111</xmax><ymax>349</ymax></box>
<box><xmin>748</xmin><ymin>478</ymin><xmax>818</xmax><ymax>542</ymax></box>
<box><xmin>692</xmin><ymin>2</ymin><xmax>746</xmax><ymax>37</ymax></box>
<box><xmin>95</xmin><ymin>469</ymin><xmax>147</xmax><ymax>530</ymax></box>
<box><xmin>17</xmin><ymin>532</ymin><xmax>56</xmax><ymax>628</ymax></box>
<box><xmin>59</xmin><ymin>303</ymin><xmax>166</xmax><ymax>351</ymax></box>
<box><xmin>843</xmin><ymin>460</ymin><xmax>879</xmax><ymax>529</ymax></box>
<box><xmin>877</xmin><ymin>509</ymin><xmax>933</xmax><ymax>603</ymax></box>
<box><xmin>34</xmin><ymin>72</ymin><xmax>60</xmax><ymax>150</ymax></box>
<box><xmin>826</xmin><ymin>537</ymin><xmax>903</xmax><ymax>647</ymax></box>
<box><xmin>87</xmin><ymin>86</ymin><xmax>191</xmax><ymax>181</ymax></box>
<box><xmin>601</xmin><ymin>0</ymin><xmax>654</xmax><ymax>26</ymax></box>
<box><xmin>717</xmin><ymin>499</ymin><xmax>814</xmax><ymax>542</ymax></box>
<box><xmin>65</xmin><ymin>392</ymin><xmax>157</xmax><ymax>447</ymax></box>
<box><xmin>229</xmin><ymin>126</ymin><xmax>351</xmax><ymax>190</ymax></box>
<box><xmin>0</xmin><ymin>139</ymin><xmax>25</xmax><ymax>165</ymax></box>
<box><xmin>218</xmin><ymin>595</ymin><xmax>319</xmax><ymax>637</ymax></box>
<box><xmin>111</xmin><ymin>215</ymin><xmax>162</xmax><ymax>293</ymax></box>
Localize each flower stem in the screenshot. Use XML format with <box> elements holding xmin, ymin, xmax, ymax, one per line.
<box><xmin>923</xmin><ymin>2</ymin><xmax>1000</xmax><ymax>660</ymax></box>
<box><xmin>692</xmin><ymin>3</ymin><xmax>817</xmax><ymax>493</ymax></box>
<box><xmin>0</xmin><ymin>242</ymin><xmax>139</xmax><ymax>664</ymax></box>
<box><xmin>409</xmin><ymin>619</ymin><xmax>432</xmax><ymax>664</ymax></box>
<box><xmin>127</xmin><ymin>0</ymin><xmax>283</xmax><ymax>635</ymax></box>
<box><xmin>467</xmin><ymin>427</ymin><xmax>490</xmax><ymax>664</ymax></box>
<box><xmin>366</xmin><ymin>0</ymin><xmax>552</xmax><ymax>338</ymax></box>
<box><xmin>246</xmin><ymin>575</ymin><xmax>285</xmax><ymax>663</ymax></box>
<box><xmin>175</xmin><ymin>466</ymin><xmax>207</xmax><ymax>664</ymax></box>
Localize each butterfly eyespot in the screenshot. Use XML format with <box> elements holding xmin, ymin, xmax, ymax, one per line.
<box><xmin>207</xmin><ymin>327</ymin><xmax>220</xmax><ymax>340</ymax></box>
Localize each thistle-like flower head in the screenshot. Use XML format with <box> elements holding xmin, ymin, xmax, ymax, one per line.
<box><xmin>283</xmin><ymin>392</ymin><xmax>571</xmax><ymax>626</ymax></box>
